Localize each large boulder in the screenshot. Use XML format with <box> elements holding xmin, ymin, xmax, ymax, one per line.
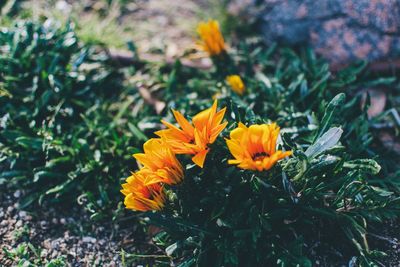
<box><xmin>257</xmin><ymin>0</ymin><xmax>400</xmax><ymax>66</ymax></box>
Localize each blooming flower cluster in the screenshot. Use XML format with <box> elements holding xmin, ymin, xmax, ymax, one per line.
<box><xmin>121</xmin><ymin>100</ymin><xmax>292</xmax><ymax>211</ymax></box>
<box><xmin>121</xmin><ymin>100</ymin><xmax>228</xmax><ymax>211</ymax></box>
<box><xmin>121</xmin><ymin>138</ymin><xmax>182</xmax><ymax>211</ymax></box>
<box><xmin>121</xmin><ymin>20</ymin><xmax>292</xmax><ymax>212</ymax></box>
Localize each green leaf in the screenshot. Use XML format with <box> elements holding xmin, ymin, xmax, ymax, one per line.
<box><xmin>177</xmin><ymin>258</ymin><xmax>196</xmax><ymax>267</ymax></box>
<box><xmin>128</xmin><ymin>123</ymin><xmax>148</xmax><ymax>142</ymax></box>
<box><xmin>0</xmin><ymin>170</ymin><xmax>27</xmax><ymax>179</ymax></box>
<box><xmin>33</xmin><ymin>171</ymin><xmax>65</xmax><ymax>182</ymax></box>
<box><xmin>255</xmin><ymin>72</ymin><xmax>272</xmax><ymax>88</ymax></box>
<box><xmin>369</xmin><ymin>186</ymin><xmax>393</xmax><ymax>197</ymax></box>
<box><xmin>45</xmin><ymin>156</ymin><xmax>72</xmax><ymax>168</ymax></box>
<box><xmin>307</xmin><ymin>155</ymin><xmax>342</xmax><ymax>176</ymax></box>
<box><xmin>305</xmin><ymin>127</ymin><xmax>343</xmax><ymax>158</ymax></box>
<box><xmin>165</xmin><ymin>242</ymin><xmax>178</xmax><ymax>256</ymax></box>
<box><xmin>45</xmin><ymin>179</ymin><xmax>74</xmax><ymax>195</ymax></box>
<box><xmin>343</xmin><ymin>159</ymin><xmax>381</xmax><ymax>175</ymax></box>
<box><xmin>15</xmin><ymin>136</ymin><xmax>43</xmax><ymax>150</ymax></box>
<box><xmin>314</xmin><ymin>93</ymin><xmax>345</xmax><ymax>141</ymax></box>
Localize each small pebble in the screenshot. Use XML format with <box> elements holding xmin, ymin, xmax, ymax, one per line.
<box><xmin>43</xmin><ymin>239</ymin><xmax>51</xmax><ymax>249</ymax></box>
<box><xmin>64</xmin><ymin>231</ymin><xmax>69</xmax><ymax>238</ymax></box>
<box><xmin>40</xmin><ymin>220</ymin><xmax>48</xmax><ymax>229</ymax></box>
<box><xmin>13</xmin><ymin>190</ymin><xmax>21</xmax><ymax>198</ymax></box>
<box><xmin>51</xmin><ymin>250</ymin><xmax>59</xmax><ymax>258</ymax></box>
<box><xmin>68</xmin><ymin>251</ymin><xmax>77</xmax><ymax>257</ymax></box>
<box><xmin>82</xmin><ymin>236</ymin><xmax>97</xmax><ymax>243</ymax></box>
<box><xmin>18</xmin><ymin>211</ymin><xmax>27</xmax><ymax>219</ymax></box>
<box><xmin>51</xmin><ymin>240</ymin><xmax>60</xmax><ymax>249</ymax></box>
<box><xmin>15</xmin><ymin>220</ymin><xmax>23</xmax><ymax>227</ymax></box>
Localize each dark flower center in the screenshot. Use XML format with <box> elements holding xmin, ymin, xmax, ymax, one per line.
<box><xmin>252</xmin><ymin>152</ymin><xmax>269</xmax><ymax>161</ymax></box>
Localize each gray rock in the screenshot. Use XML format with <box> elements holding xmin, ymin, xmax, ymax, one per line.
<box><xmin>15</xmin><ymin>220</ymin><xmax>23</xmax><ymax>228</ymax></box>
<box><xmin>82</xmin><ymin>236</ymin><xmax>97</xmax><ymax>243</ymax></box>
<box><xmin>7</xmin><ymin>206</ymin><xmax>13</xmax><ymax>213</ymax></box>
<box><xmin>18</xmin><ymin>211</ymin><xmax>27</xmax><ymax>219</ymax></box>
<box><xmin>13</xmin><ymin>190</ymin><xmax>21</xmax><ymax>198</ymax></box>
<box><xmin>258</xmin><ymin>0</ymin><xmax>400</xmax><ymax>65</ymax></box>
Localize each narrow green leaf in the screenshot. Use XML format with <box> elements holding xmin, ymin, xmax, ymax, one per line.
<box><xmin>305</xmin><ymin>127</ymin><xmax>343</xmax><ymax>158</ymax></box>
<box><xmin>343</xmin><ymin>159</ymin><xmax>381</xmax><ymax>175</ymax></box>
<box><xmin>314</xmin><ymin>93</ymin><xmax>345</xmax><ymax>140</ymax></box>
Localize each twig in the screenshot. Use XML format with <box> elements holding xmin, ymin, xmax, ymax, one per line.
<box><xmin>106</xmin><ymin>48</ymin><xmax>212</xmax><ymax>69</ymax></box>
<box><xmin>137</xmin><ymin>84</ymin><xmax>166</xmax><ymax>115</ymax></box>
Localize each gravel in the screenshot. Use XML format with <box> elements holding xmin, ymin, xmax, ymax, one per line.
<box><xmin>0</xmin><ymin>187</ymin><xmax>154</xmax><ymax>266</ymax></box>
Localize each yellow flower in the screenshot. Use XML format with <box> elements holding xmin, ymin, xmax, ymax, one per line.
<box><xmin>156</xmin><ymin>100</ymin><xmax>228</xmax><ymax>168</ymax></box>
<box><xmin>121</xmin><ymin>171</ymin><xmax>165</xmax><ymax>211</ymax></box>
<box><xmin>133</xmin><ymin>138</ymin><xmax>183</xmax><ymax>186</ymax></box>
<box><xmin>226</xmin><ymin>123</ymin><xmax>292</xmax><ymax>171</ymax></box>
<box><xmin>226</xmin><ymin>75</ymin><xmax>245</xmax><ymax>95</ymax></box>
<box><xmin>197</xmin><ymin>19</ymin><xmax>226</xmax><ymax>56</ymax></box>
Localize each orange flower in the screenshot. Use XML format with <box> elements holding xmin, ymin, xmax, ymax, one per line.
<box><xmin>226</xmin><ymin>123</ymin><xmax>292</xmax><ymax>171</ymax></box>
<box><xmin>226</xmin><ymin>75</ymin><xmax>245</xmax><ymax>95</ymax></box>
<box><xmin>121</xmin><ymin>171</ymin><xmax>165</xmax><ymax>211</ymax></box>
<box><xmin>133</xmin><ymin>138</ymin><xmax>183</xmax><ymax>185</ymax></box>
<box><xmin>156</xmin><ymin>100</ymin><xmax>227</xmax><ymax>168</ymax></box>
<box><xmin>197</xmin><ymin>19</ymin><xmax>226</xmax><ymax>56</ymax></box>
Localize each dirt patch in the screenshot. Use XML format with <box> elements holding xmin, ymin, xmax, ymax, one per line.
<box><xmin>0</xmin><ymin>187</ymin><xmax>156</xmax><ymax>266</ymax></box>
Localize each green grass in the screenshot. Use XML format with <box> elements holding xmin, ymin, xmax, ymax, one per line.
<box><xmin>3</xmin><ymin>242</ymin><xmax>66</xmax><ymax>267</ymax></box>
<box><xmin>0</xmin><ymin>20</ymin><xmax>156</xmax><ymax>219</ymax></box>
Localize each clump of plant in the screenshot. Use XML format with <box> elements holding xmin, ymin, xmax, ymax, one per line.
<box><xmin>0</xmin><ymin>20</ymin><xmax>153</xmax><ymax>218</ymax></box>
<box><xmin>2</xmin><ymin>242</ymin><xmax>66</xmax><ymax>267</ymax></box>
<box><xmin>122</xmin><ymin>20</ymin><xmax>400</xmax><ymax>266</ymax></box>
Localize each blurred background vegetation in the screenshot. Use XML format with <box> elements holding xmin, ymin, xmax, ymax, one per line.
<box><xmin>0</xmin><ymin>0</ymin><xmax>231</xmax><ymax>51</ymax></box>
